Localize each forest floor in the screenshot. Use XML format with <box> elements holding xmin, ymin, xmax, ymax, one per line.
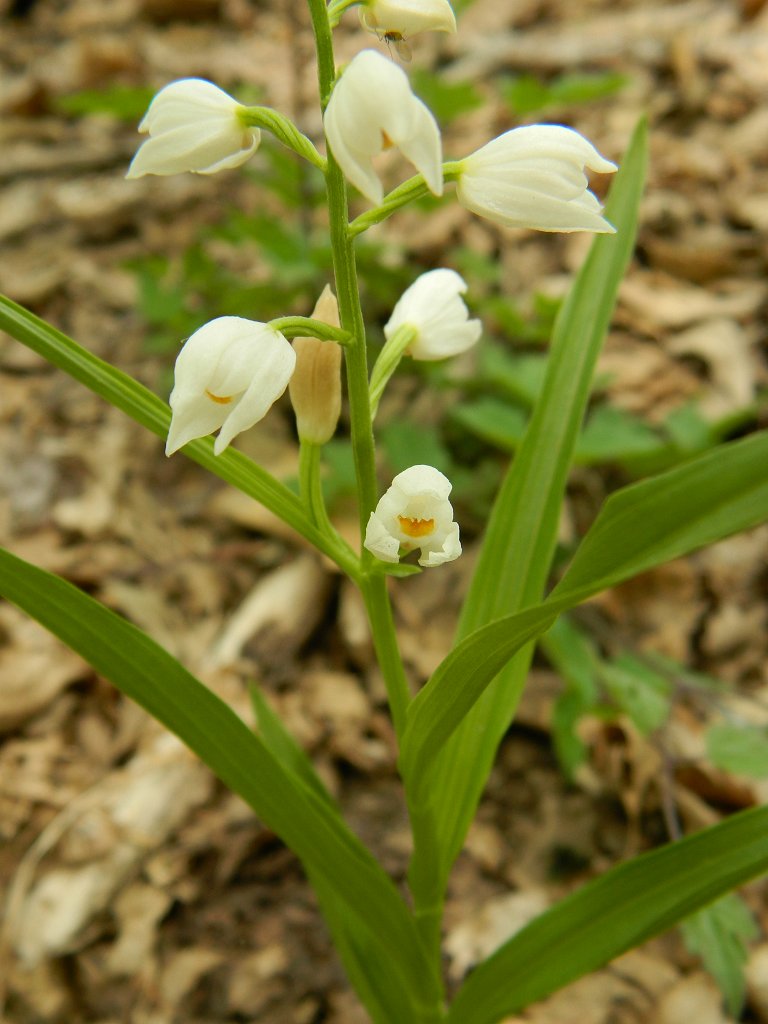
<box><xmin>2</xmin><ymin>0</ymin><xmax>768</xmax><ymax>1021</ymax></box>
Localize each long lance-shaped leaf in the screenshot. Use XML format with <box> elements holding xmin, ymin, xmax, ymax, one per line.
<box><xmin>249</xmin><ymin>684</ymin><xmax>440</xmax><ymax>1023</ymax></box>
<box><xmin>0</xmin><ymin>296</ymin><xmax>357</xmax><ymax>575</ymax></box>
<box><xmin>0</xmin><ymin>547</ymin><xmax>441</xmax><ymax>1013</ymax></box>
<box><xmin>446</xmin><ymin>804</ymin><xmax>768</xmax><ymax>1024</ymax></box>
<box><xmin>406</xmin><ymin>121</ymin><xmax>649</xmax><ymax>895</ymax></box>
<box><xmin>549</xmin><ymin>428</ymin><xmax>768</xmax><ymax>605</ymax></box>
<box><xmin>400</xmin><ymin>430</ymin><xmax>768</xmax><ymax>796</ymax></box>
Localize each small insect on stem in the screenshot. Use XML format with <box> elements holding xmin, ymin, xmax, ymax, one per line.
<box><xmin>381</xmin><ymin>30</ymin><xmax>412</xmax><ymax>62</ymax></box>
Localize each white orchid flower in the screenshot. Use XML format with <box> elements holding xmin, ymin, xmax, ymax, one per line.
<box><xmin>166</xmin><ymin>317</ymin><xmax>295</xmax><ymax>456</ymax></box>
<box><xmin>364</xmin><ymin>465</ymin><xmax>461</xmax><ymax>567</ymax></box>
<box><xmin>359</xmin><ymin>0</ymin><xmax>457</xmax><ymax>38</ymax></box>
<box><xmin>323</xmin><ymin>49</ymin><xmax>442</xmax><ymax>205</ymax></box>
<box><xmin>456</xmin><ymin>125</ymin><xmax>617</xmax><ymax>233</ymax></box>
<box><xmin>126</xmin><ymin>78</ymin><xmax>259</xmax><ymax>178</ymax></box>
<box><xmin>385</xmin><ymin>268</ymin><xmax>481</xmax><ymax>361</ymax></box>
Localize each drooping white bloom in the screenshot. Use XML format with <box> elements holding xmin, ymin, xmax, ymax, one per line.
<box><xmin>365</xmin><ymin>465</ymin><xmax>461</xmax><ymax>567</ymax></box>
<box><xmin>456</xmin><ymin>125</ymin><xmax>618</xmax><ymax>233</ymax></box>
<box><xmin>166</xmin><ymin>317</ymin><xmax>295</xmax><ymax>456</ymax></box>
<box><xmin>324</xmin><ymin>49</ymin><xmax>442</xmax><ymax>205</ymax></box>
<box><xmin>385</xmin><ymin>268</ymin><xmax>481</xmax><ymax>360</ymax></box>
<box><xmin>126</xmin><ymin>79</ymin><xmax>259</xmax><ymax>179</ymax></box>
<box><xmin>359</xmin><ymin>0</ymin><xmax>457</xmax><ymax>37</ymax></box>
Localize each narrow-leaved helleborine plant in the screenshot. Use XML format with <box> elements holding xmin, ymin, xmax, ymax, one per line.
<box><xmin>4</xmin><ymin>3</ymin><xmax>768</xmax><ymax>1024</ymax></box>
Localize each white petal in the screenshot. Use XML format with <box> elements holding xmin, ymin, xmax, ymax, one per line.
<box><xmin>139</xmin><ymin>79</ymin><xmax>241</xmax><ymax>132</ymax></box>
<box><xmin>360</xmin><ymin>0</ymin><xmax>456</xmax><ymax>36</ymax></box>
<box><xmin>324</xmin><ymin>50</ymin><xmax>442</xmax><ymax>204</ymax></box>
<box><xmin>419</xmin><ymin>522</ymin><xmax>461</xmax><ymax>566</ymax></box>
<box><xmin>385</xmin><ymin>269</ymin><xmax>481</xmax><ymax>360</ymax></box>
<box><xmin>457</xmin><ymin>124</ymin><xmax>617</xmax><ymax>234</ymax></box>
<box><xmin>393</xmin><ymin>464</ymin><xmax>452</xmax><ymax>500</ymax></box>
<box><xmin>213</xmin><ymin>333</ymin><xmax>296</xmax><ymax>453</ymax></box>
<box><xmin>364</xmin><ymin>511</ymin><xmax>401</xmax><ymax>562</ymax></box>
<box><xmin>165</xmin><ymin>317</ymin><xmax>295</xmax><ymax>456</ymax></box>
<box><xmin>127</xmin><ymin>78</ymin><xmax>257</xmax><ymax>179</ymax></box>
<box><xmin>166</xmin><ymin>395</ymin><xmax>229</xmax><ymax>456</ymax></box>
<box><xmin>392</xmin><ymin>99</ymin><xmax>443</xmax><ymax>197</ymax></box>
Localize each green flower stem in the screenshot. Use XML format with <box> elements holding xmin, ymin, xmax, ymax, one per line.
<box><xmin>369</xmin><ymin>324</ymin><xmax>418</xmax><ymax>418</ymax></box>
<box><xmin>307</xmin><ymin>0</ymin><xmax>413</xmax><ymax>746</ymax></box>
<box><xmin>348</xmin><ymin>163</ymin><xmax>462</xmax><ymax>238</ymax></box>
<box><xmin>361</xmin><ymin>574</ymin><xmax>412</xmax><ymax>738</ymax></box>
<box><xmin>270</xmin><ymin>315</ymin><xmax>352</xmax><ymax>345</ymax></box>
<box><xmin>239</xmin><ymin>106</ymin><xmax>327</xmax><ymax>170</ymax></box>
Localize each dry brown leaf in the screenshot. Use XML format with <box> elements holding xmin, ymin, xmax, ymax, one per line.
<box><xmin>653</xmin><ymin>972</ymin><xmax>729</xmax><ymax>1024</ymax></box>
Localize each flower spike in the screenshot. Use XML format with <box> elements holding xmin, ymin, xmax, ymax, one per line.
<box><xmin>365</xmin><ymin>465</ymin><xmax>461</xmax><ymax>567</ymax></box>
<box><xmin>456</xmin><ymin>124</ymin><xmax>617</xmax><ymax>233</ymax></box>
<box><xmin>166</xmin><ymin>317</ymin><xmax>295</xmax><ymax>456</ymax></box>
<box><xmin>323</xmin><ymin>49</ymin><xmax>442</xmax><ymax>205</ymax></box>
<box><xmin>126</xmin><ymin>78</ymin><xmax>259</xmax><ymax>178</ymax></box>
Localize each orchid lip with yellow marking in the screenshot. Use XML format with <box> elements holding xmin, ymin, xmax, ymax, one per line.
<box><xmin>399</xmin><ymin>516</ymin><xmax>435</xmax><ymax>538</ymax></box>
<box><xmin>205</xmin><ymin>389</ymin><xmax>234</xmax><ymax>405</ymax></box>
<box><xmin>364</xmin><ymin>465</ymin><xmax>461</xmax><ymax>567</ymax></box>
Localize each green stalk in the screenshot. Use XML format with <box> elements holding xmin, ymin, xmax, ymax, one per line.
<box><xmin>239</xmin><ymin>106</ymin><xmax>327</xmax><ymax>170</ymax></box>
<box><xmin>306</xmin><ymin>0</ymin><xmax>413</xmax><ymax>744</ymax></box>
<box><xmin>306</xmin><ymin>6</ymin><xmax>445</xmax><ymax>1016</ymax></box>
<box><xmin>298</xmin><ymin>441</ymin><xmax>338</xmax><ymax>542</ymax></box>
<box><xmin>349</xmin><ymin>164</ymin><xmax>461</xmax><ymax>238</ymax></box>
<box><xmin>369</xmin><ymin>324</ymin><xmax>418</xmax><ymax>418</ymax></box>
<box><xmin>270</xmin><ymin>315</ymin><xmax>352</xmax><ymax>344</ymax></box>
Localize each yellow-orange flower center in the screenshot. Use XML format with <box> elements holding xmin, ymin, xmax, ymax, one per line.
<box><xmin>398</xmin><ymin>516</ymin><xmax>435</xmax><ymax>538</ymax></box>
<box><xmin>205</xmin><ymin>389</ymin><xmax>233</xmax><ymax>405</ymax></box>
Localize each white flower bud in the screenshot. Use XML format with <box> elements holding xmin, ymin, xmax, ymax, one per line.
<box><xmin>324</xmin><ymin>49</ymin><xmax>442</xmax><ymax>205</ymax></box>
<box><xmin>385</xmin><ymin>268</ymin><xmax>481</xmax><ymax>361</ymax></box>
<box><xmin>359</xmin><ymin>0</ymin><xmax>457</xmax><ymax>37</ymax></box>
<box><xmin>126</xmin><ymin>79</ymin><xmax>259</xmax><ymax>178</ymax></box>
<box><xmin>166</xmin><ymin>317</ymin><xmax>295</xmax><ymax>456</ymax></box>
<box><xmin>456</xmin><ymin>125</ymin><xmax>618</xmax><ymax>233</ymax></box>
<box><xmin>365</xmin><ymin>465</ymin><xmax>461</xmax><ymax>567</ymax></box>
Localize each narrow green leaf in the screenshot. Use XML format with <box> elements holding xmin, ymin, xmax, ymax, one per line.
<box><xmin>399</xmin><ymin>605</ymin><xmax>558</xmax><ymax>798</ymax></box>
<box><xmin>457</xmin><ymin>122</ymin><xmax>649</xmax><ymax>632</ymax></box>
<box><xmin>0</xmin><ymin>547</ymin><xmax>440</xmax><ymax>1012</ymax></box>
<box><xmin>0</xmin><ymin>296</ymin><xmax>357</xmax><ymax>575</ymax></box>
<box><xmin>681</xmin><ymin>893</ymin><xmax>758</xmax><ymax>1017</ymax></box>
<box><xmin>447</xmin><ymin>806</ymin><xmax>768</xmax><ymax>1024</ymax></box>
<box><xmin>599</xmin><ymin>654</ymin><xmax>672</xmax><ymax>735</ymax></box>
<box><xmin>707</xmin><ymin>723</ymin><xmax>768</xmax><ymax>778</ymax></box>
<box><xmin>406</xmin><ymin>120</ymin><xmax>649</xmax><ymax>889</ymax></box>
<box><xmin>248</xmin><ymin>683</ymin><xmax>423</xmax><ymax>1023</ymax></box>
<box><xmin>551</xmin><ymin>430</ymin><xmax>768</xmax><ymax>607</ymax></box>
<box><xmin>248</xmin><ymin>683</ymin><xmax>337</xmax><ymax>808</ymax></box>
<box><xmin>540</xmin><ymin>616</ymin><xmax>601</xmax><ymax>779</ymax></box>
<box><xmin>401</xmin><ymin>431</ymin><xmax>768</xmax><ymax>792</ymax></box>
